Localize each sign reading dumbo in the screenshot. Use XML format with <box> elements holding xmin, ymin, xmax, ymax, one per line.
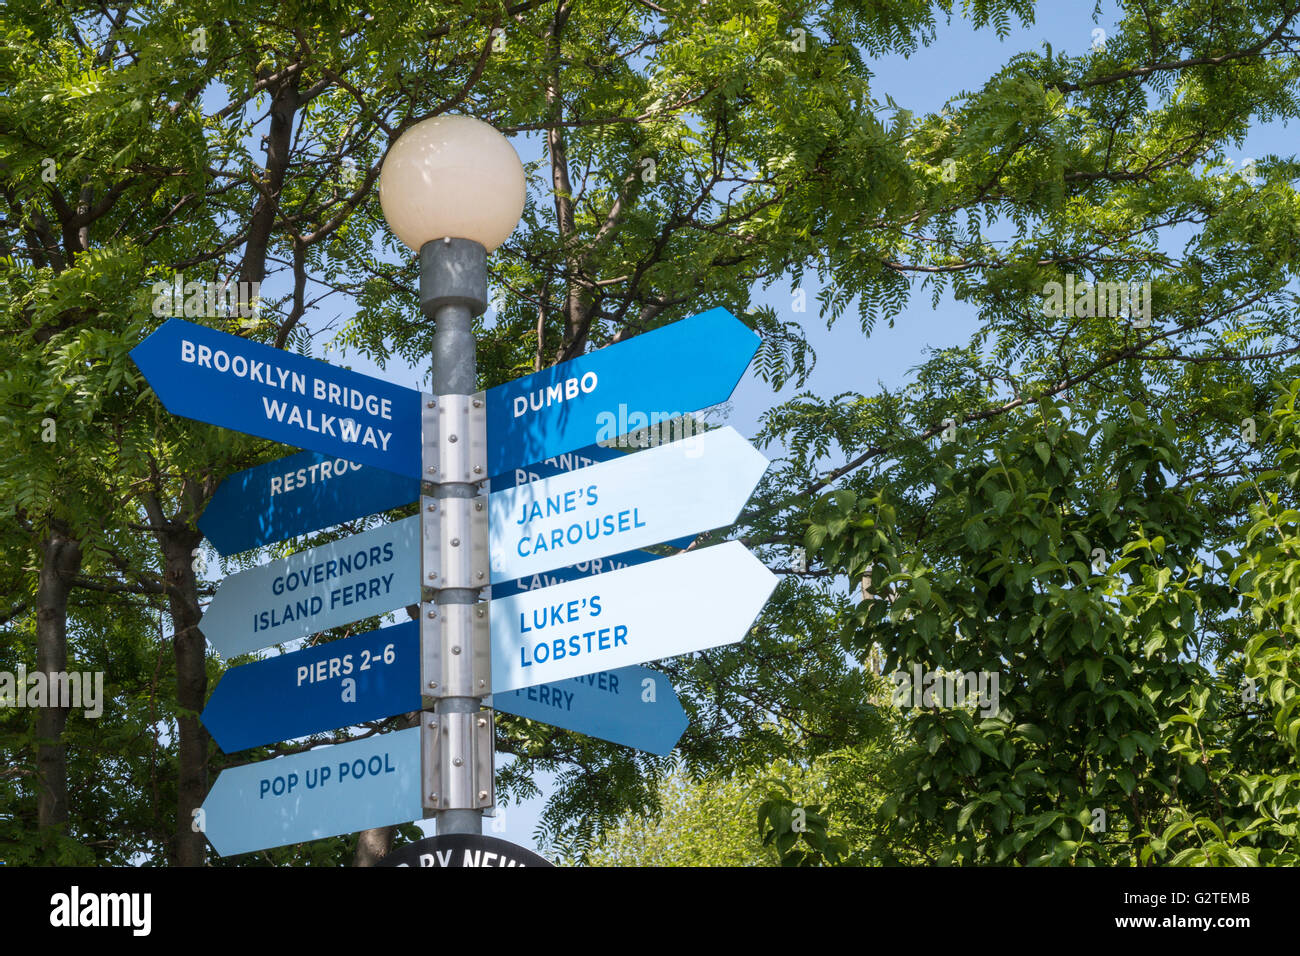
<box><xmin>482</xmin><ymin>308</ymin><xmax>758</xmax><ymax>476</ymax></box>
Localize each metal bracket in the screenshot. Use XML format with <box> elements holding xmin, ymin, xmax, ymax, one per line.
<box><xmin>421</xmin><ymin>602</ymin><xmax>491</xmax><ymax>699</ymax></box>
<box><xmin>421</xmin><ymin>709</ymin><xmax>495</xmax><ymax>812</ymax></box>
<box><xmin>419</xmin><ymin>495</ymin><xmax>488</xmax><ymax>590</ymax></box>
<box><xmin>421</xmin><ymin>393</ymin><xmax>439</xmax><ymax>483</ymax></box>
<box><xmin>429</xmin><ymin>393</ymin><xmax>488</xmax><ymax>483</ymax></box>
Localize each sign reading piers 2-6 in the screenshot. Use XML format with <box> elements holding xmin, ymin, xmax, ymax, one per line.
<box><xmin>130</xmin><ymin>318</ymin><xmax>424</xmax><ymax>477</ymax></box>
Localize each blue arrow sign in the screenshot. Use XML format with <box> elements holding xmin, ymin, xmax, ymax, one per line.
<box><xmin>201</xmin><ymin>620</ymin><xmax>419</xmax><ymax>753</ymax></box>
<box><xmin>202</xmin><ymin>515</ymin><xmax>420</xmax><ymax>659</ymax></box>
<box><xmin>489</xmin><ymin>442</ymin><xmax>625</xmax><ymax>488</ymax></box>
<box><xmin>483</xmin><ymin>308</ymin><xmax>758</xmax><ymax>476</ymax></box>
<box><xmin>490</xmin><ymin>541</ymin><xmax>776</xmax><ymax>693</ymax></box>
<box><xmin>489</xmin><ymin>544</ymin><xmax>668</xmax><ymax>598</ymax></box>
<box><xmin>199</xmin><ymin>450</ymin><xmax>421</xmax><ymax>557</ymax></box>
<box><xmin>130</xmin><ymin>318</ymin><xmax>424</xmax><ymax>477</ymax></box>
<box><xmin>201</xmin><ymin>727</ymin><xmax>422</xmax><ymax>857</ymax></box>
<box><xmin>489</xmin><ymin>427</ymin><xmax>766</xmax><ymax>582</ymax></box>
<box><xmin>491</xmin><ymin>549</ymin><xmax>691</xmax><ymax>754</ymax></box>
<box><xmin>493</xmin><ymin>663</ymin><xmax>687</xmax><ymax>756</ymax></box>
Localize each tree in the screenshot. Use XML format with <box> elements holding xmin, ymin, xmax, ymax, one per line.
<box><xmin>4</xmin><ymin>0</ymin><xmax>1300</xmax><ymax>867</ymax></box>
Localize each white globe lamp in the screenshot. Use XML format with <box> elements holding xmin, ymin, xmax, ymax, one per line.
<box><xmin>379</xmin><ymin>115</ymin><xmax>525</xmax><ymax>253</ymax></box>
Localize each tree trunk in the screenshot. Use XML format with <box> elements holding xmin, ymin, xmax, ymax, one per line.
<box><xmin>352</xmin><ymin>825</ymin><xmax>395</xmax><ymax>866</ymax></box>
<box><xmin>143</xmin><ymin>481</ymin><xmax>211</xmax><ymax>866</ymax></box>
<box><xmin>162</xmin><ymin>525</ymin><xmax>209</xmax><ymax>866</ymax></box>
<box><xmin>34</xmin><ymin>520</ymin><xmax>82</xmax><ymax>848</ymax></box>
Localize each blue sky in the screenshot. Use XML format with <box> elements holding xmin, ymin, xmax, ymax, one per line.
<box><xmin>200</xmin><ymin>2</ymin><xmax>1295</xmax><ymax>858</ymax></box>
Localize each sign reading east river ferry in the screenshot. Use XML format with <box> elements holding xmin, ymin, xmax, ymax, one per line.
<box><xmin>377</xmin><ymin>834</ymin><xmax>553</xmax><ymax>868</ymax></box>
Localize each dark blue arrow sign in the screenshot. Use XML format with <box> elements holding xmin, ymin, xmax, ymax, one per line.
<box><xmin>489</xmin><ymin>544</ymin><xmax>668</xmax><ymax>598</ymax></box>
<box><xmin>201</xmin><ymin>621</ymin><xmax>419</xmax><ymax>753</ymax></box>
<box><xmin>483</xmin><ymin>307</ymin><xmax>758</xmax><ymax>476</ymax></box>
<box><xmin>130</xmin><ymin>318</ymin><xmax>424</xmax><ymax>477</ymax></box>
<box><xmin>199</xmin><ymin>450</ymin><xmax>421</xmax><ymax>556</ymax></box>
<box><xmin>489</xmin><ymin>442</ymin><xmax>625</xmax><ymax>488</ymax></box>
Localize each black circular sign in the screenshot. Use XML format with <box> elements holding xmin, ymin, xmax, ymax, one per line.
<box><xmin>377</xmin><ymin>834</ymin><xmax>554</xmax><ymax>868</ymax></box>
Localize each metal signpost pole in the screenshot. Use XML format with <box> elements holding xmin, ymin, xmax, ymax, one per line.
<box><xmin>420</xmin><ymin>236</ymin><xmax>493</xmax><ymax>836</ymax></box>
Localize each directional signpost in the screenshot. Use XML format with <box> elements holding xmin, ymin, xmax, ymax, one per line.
<box><xmin>199</xmin><ymin>449</ymin><xmax>420</xmax><ymax>556</ymax></box>
<box><xmin>201</xmin><ymin>515</ymin><xmax>420</xmax><ymax>658</ymax></box>
<box><xmin>139</xmin><ymin>301</ymin><xmax>776</xmax><ymax>859</ymax></box>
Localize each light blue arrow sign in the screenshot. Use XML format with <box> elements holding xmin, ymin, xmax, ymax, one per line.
<box><xmin>131</xmin><ymin>318</ymin><xmax>424</xmax><ymax>477</ymax></box>
<box><xmin>202</xmin><ymin>621</ymin><xmax>419</xmax><ymax>753</ymax></box>
<box><xmin>201</xmin><ymin>727</ymin><xmax>422</xmax><ymax>857</ymax></box>
<box><xmin>483</xmin><ymin>308</ymin><xmax>759</xmax><ymax>476</ymax></box>
<box><xmin>490</xmin><ymin>552</ymin><xmax>689</xmax><ymax>754</ymax></box>
<box><xmin>491</xmin><ymin>541</ymin><xmax>777</xmax><ymax>693</ymax></box>
<box><xmin>489</xmin><ymin>427</ymin><xmax>766</xmax><ymax>582</ymax></box>
<box><xmin>199</xmin><ymin>450</ymin><xmax>421</xmax><ymax>556</ymax></box>
<box><xmin>493</xmin><ymin>664</ymin><xmax>687</xmax><ymax>756</ymax></box>
<box><xmin>202</xmin><ymin>515</ymin><xmax>420</xmax><ymax>659</ymax></box>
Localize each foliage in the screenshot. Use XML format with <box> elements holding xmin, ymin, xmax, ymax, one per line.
<box><xmin>3</xmin><ymin>0</ymin><xmax>1300</xmax><ymax>866</ymax></box>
